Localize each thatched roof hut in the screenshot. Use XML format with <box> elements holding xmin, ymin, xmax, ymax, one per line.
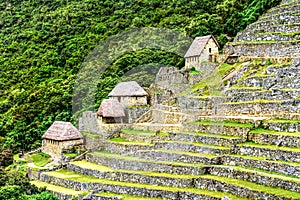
<box><xmin>97</xmin><ymin>99</ymin><xmax>125</xmax><ymax>117</ymax></box>
<box><xmin>108</xmin><ymin>81</ymin><xmax>148</xmax><ymax>97</ymax></box>
<box><xmin>42</xmin><ymin>121</ymin><xmax>83</xmax><ymax>141</ymax></box>
<box><xmin>184</xmin><ymin>35</ymin><xmax>219</xmax><ymax>58</ymax></box>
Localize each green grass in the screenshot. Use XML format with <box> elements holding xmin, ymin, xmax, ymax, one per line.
<box><xmin>229</xmin><ymin>154</ymin><xmax>300</xmax><ymax>167</ymax></box>
<box><xmin>64</xmin><ymin>153</ymin><xmax>78</xmax><ymax>158</ymax></box>
<box><xmin>157</xmin><ymin>140</ymin><xmax>231</xmax><ymax>150</ymax></box>
<box><xmin>224</xmin><ymin>99</ymin><xmax>283</xmax><ymax>105</ymax></box>
<box><xmin>264</xmin><ymin>118</ymin><xmax>300</xmax><ymax>124</ymax></box>
<box><xmin>29</xmin><ymin>152</ymin><xmax>51</xmax><ymax>167</ymax></box>
<box><xmin>44</xmin><ymin>169</ymin><xmax>246</xmax><ymax>200</ymax></box>
<box><xmin>201</xmin><ymin>174</ymin><xmax>300</xmax><ymax>199</ymax></box>
<box><xmin>145</xmin><ymin>149</ymin><xmax>219</xmax><ymax>159</ymax></box>
<box><xmin>92</xmin><ymin>150</ymin><xmax>205</xmax><ymax>168</ymax></box>
<box><xmin>216</xmin><ymin>165</ymin><xmax>300</xmax><ymax>184</ymax></box>
<box><xmin>81</xmin><ymin>132</ymin><xmax>100</xmax><ymax>139</ymax></box>
<box><xmin>238</xmin><ymin>142</ymin><xmax>300</xmax><ymax>152</ymax></box>
<box><xmin>250</xmin><ymin>127</ymin><xmax>300</xmax><ymax>137</ymax></box>
<box><xmin>108</xmin><ymin>136</ymin><xmax>153</xmax><ymax>145</ymax></box>
<box><xmin>31</xmin><ymin>180</ymin><xmax>87</xmax><ymax>196</ymax></box>
<box><xmin>181</xmin><ymin>131</ymin><xmax>242</xmax><ymax>139</ymax></box>
<box><xmin>95</xmin><ymin>192</ymin><xmax>163</xmax><ymax>200</ymax></box>
<box><xmin>189</xmin><ymin>120</ymin><xmax>254</xmax><ymax>128</ymax></box>
<box><xmin>121</xmin><ymin>129</ymin><xmax>169</xmax><ymax>136</ymax></box>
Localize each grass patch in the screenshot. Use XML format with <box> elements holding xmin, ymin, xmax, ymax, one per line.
<box><xmin>81</xmin><ymin>132</ymin><xmax>100</xmax><ymax>139</ymax></box>
<box><xmin>189</xmin><ymin>120</ymin><xmax>254</xmax><ymax>128</ymax></box>
<box><xmin>238</xmin><ymin>142</ymin><xmax>300</xmax><ymax>152</ymax></box>
<box><xmin>157</xmin><ymin>140</ymin><xmax>230</xmax><ymax>150</ymax></box>
<box><xmin>250</xmin><ymin>127</ymin><xmax>300</xmax><ymax>137</ymax></box>
<box><xmin>265</xmin><ymin>118</ymin><xmax>300</xmax><ymax>124</ymax></box>
<box><xmin>108</xmin><ymin>137</ymin><xmax>153</xmax><ymax>145</ymax></box>
<box><xmin>92</xmin><ymin>150</ymin><xmax>205</xmax><ymax>168</ymax></box>
<box><xmin>31</xmin><ymin>180</ymin><xmax>87</xmax><ymax>196</ymax></box>
<box><xmin>224</xmin><ymin>99</ymin><xmax>283</xmax><ymax>105</ymax></box>
<box><xmin>202</xmin><ymin>174</ymin><xmax>300</xmax><ymax>199</ymax></box>
<box><xmin>64</xmin><ymin>153</ymin><xmax>78</xmax><ymax>158</ymax></box>
<box><xmin>146</xmin><ymin>149</ymin><xmax>219</xmax><ymax>159</ymax></box>
<box><xmin>95</xmin><ymin>192</ymin><xmax>163</xmax><ymax>200</ymax></box>
<box><xmin>121</xmin><ymin>129</ymin><xmax>168</xmax><ymax>136</ymax></box>
<box><xmin>28</xmin><ymin>152</ymin><xmax>51</xmax><ymax>167</ymax></box>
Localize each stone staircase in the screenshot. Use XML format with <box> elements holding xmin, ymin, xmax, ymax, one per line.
<box><xmin>31</xmin><ymin>116</ymin><xmax>300</xmax><ymax>199</ymax></box>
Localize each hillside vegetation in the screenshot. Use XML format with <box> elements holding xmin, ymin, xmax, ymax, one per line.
<box><xmin>0</xmin><ymin>0</ymin><xmax>281</xmax><ymax>152</ymax></box>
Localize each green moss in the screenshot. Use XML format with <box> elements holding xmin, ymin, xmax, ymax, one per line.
<box><xmin>189</xmin><ymin>120</ymin><xmax>254</xmax><ymax>128</ymax></box>
<box><xmin>64</xmin><ymin>153</ymin><xmax>78</xmax><ymax>158</ymax></box>
<box><xmin>81</xmin><ymin>132</ymin><xmax>100</xmax><ymax>139</ymax></box>
<box><xmin>201</xmin><ymin>174</ymin><xmax>300</xmax><ymax>199</ymax></box>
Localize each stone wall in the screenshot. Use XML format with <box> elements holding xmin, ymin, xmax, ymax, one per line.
<box><xmin>42</xmin><ymin>139</ymin><xmax>83</xmax><ymax>161</ymax></box>
<box><xmin>85</xmin><ymin>153</ymin><xmax>206</xmax><ymax>175</ymax></box>
<box><xmin>79</xmin><ymin>111</ymin><xmax>102</xmax><ymax>134</ymax></box>
<box><xmin>263</xmin><ymin>121</ymin><xmax>300</xmax><ymax>132</ymax></box>
<box><xmin>249</xmin><ymin>131</ymin><xmax>300</xmax><ymax>147</ymax></box>
<box><xmin>110</xmin><ymin>96</ymin><xmax>147</xmax><ymax>107</ymax></box>
<box><xmin>124</xmin><ymin>107</ymin><xmax>149</xmax><ymax>123</ymax></box>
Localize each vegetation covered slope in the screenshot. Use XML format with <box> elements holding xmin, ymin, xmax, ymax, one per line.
<box><xmin>0</xmin><ymin>0</ymin><xmax>281</xmax><ymax>152</ymax></box>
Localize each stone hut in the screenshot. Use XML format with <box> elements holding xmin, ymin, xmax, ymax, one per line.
<box><xmin>42</xmin><ymin>121</ymin><xmax>83</xmax><ymax>160</ymax></box>
<box><xmin>184</xmin><ymin>35</ymin><xmax>219</xmax><ymax>70</ymax></box>
<box><xmin>109</xmin><ymin>81</ymin><xmax>148</xmax><ymax>107</ymax></box>
<box><xmin>97</xmin><ymin>99</ymin><xmax>125</xmax><ymax>123</ymax></box>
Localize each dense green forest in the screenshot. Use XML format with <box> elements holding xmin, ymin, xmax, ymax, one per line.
<box><xmin>0</xmin><ymin>0</ymin><xmax>281</xmax><ymax>152</ymax></box>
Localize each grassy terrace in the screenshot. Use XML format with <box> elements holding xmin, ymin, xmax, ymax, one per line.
<box><xmin>121</xmin><ymin>129</ymin><xmax>168</xmax><ymax>136</ymax></box>
<box><xmin>228</xmin><ymin>154</ymin><xmax>300</xmax><ymax>167</ymax></box>
<box><xmin>141</xmin><ymin>149</ymin><xmax>220</xmax><ymax>159</ymax></box>
<box><xmin>179</xmin><ymin>131</ymin><xmax>242</xmax><ymax>139</ymax></box>
<box><xmin>215</xmin><ymin>165</ymin><xmax>300</xmax><ymax>184</ymax></box>
<box><xmin>108</xmin><ymin>136</ymin><xmax>153</xmax><ymax>145</ymax></box>
<box><xmin>264</xmin><ymin>118</ymin><xmax>300</xmax><ymax>124</ymax></box>
<box><xmin>95</xmin><ymin>192</ymin><xmax>163</xmax><ymax>200</ymax></box>
<box><xmin>92</xmin><ymin>150</ymin><xmax>206</xmax><ymax>168</ymax></box>
<box><xmin>156</xmin><ymin>140</ymin><xmax>231</xmax><ymax>150</ymax></box>
<box><xmin>189</xmin><ymin>120</ymin><xmax>254</xmax><ymax>128</ymax></box>
<box><xmin>224</xmin><ymin>99</ymin><xmax>283</xmax><ymax>105</ymax></box>
<box><xmin>31</xmin><ymin>180</ymin><xmax>87</xmax><ymax>196</ymax></box>
<box><xmin>250</xmin><ymin>127</ymin><xmax>300</xmax><ymax>137</ymax></box>
<box><xmin>201</xmin><ymin>174</ymin><xmax>300</xmax><ymax>199</ymax></box>
<box><xmin>238</xmin><ymin>142</ymin><xmax>300</xmax><ymax>152</ymax></box>
<box><xmin>44</xmin><ymin>169</ymin><xmax>247</xmax><ymax>200</ymax></box>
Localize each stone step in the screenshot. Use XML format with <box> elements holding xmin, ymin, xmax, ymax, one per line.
<box><xmin>135</xmin><ymin>149</ymin><xmax>221</xmax><ymax>165</ymax></box>
<box><xmin>39</xmin><ymin>169</ymin><xmax>246</xmax><ymax>200</ymax></box>
<box><xmin>171</xmin><ymin>131</ymin><xmax>245</xmax><ymax>146</ymax></box>
<box><xmin>86</xmin><ymin>151</ymin><xmax>207</xmax><ymax>175</ymax></box>
<box><xmin>235</xmin><ymin>142</ymin><xmax>300</xmax><ymax>162</ymax></box>
<box><xmin>153</xmin><ymin>141</ymin><xmax>231</xmax><ymax>155</ymax></box>
<box><xmin>31</xmin><ymin>180</ymin><xmax>86</xmax><ymax>199</ymax></box>
<box><xmin>66</xmin><ymin>160</ymin><xmax>300</xmax><ymax>200</ymax></box>
<box><xmin>183</xmin><ymin>120</ymin><xmax>254</xmax><ymax>139</ymax></box>
<box><xmin>132</xmin><ymin>123</ymin><xmax>182</xmax><ymax>133</ymax></box>
<box><xmin>119</xmin><ymin>129</ymin><xmax>169</xmax><ymax>143</ymax></box>
<box><xmin>195</xmin><ymin>174</ymin><xmax>300</xmax><ymax>200</ymax></box>
<box><xmin>236</xmin><ymin>31</ymin><xmax>300</xmax><ymax>42</ymax></box>
<box><xmin>249</xmin><ymin>127</ymin><xmax>300</xmax><ymax>147</ymax></box>
<box><xmin>196</xmin><ymin>114</ymin><xmax>266</xmax><ymax>124</ymax></box>
<box><xmin>104</xmin><ymin>139</ymin><xmax>153</xmax><ymax>155</ymax></box>
<box><xmin>257</xmin><ymin>11</ymin><xmax>300</xmax><ymax>25</ymax></box>
<box><xmin>225</xmin><ymin>88</ymin><xmax>300</xmax><ymax>102</ymax></box>
<box><xmin>263</xmin><ymin>118</ymin><xmax>300</xmax><ymax>132</ymax></box>
<box><xmin>247</xmin><ymin>23</ymin><xmax>300</xmax><ymax>34</ymax></box>
<box><xmin>267</xmin><ymin>2</ymin><xmax>300</xmax><ymax>16</ymax></box>
<box><xmin>93</xmin><ymin>192</ymin><xmax>163</xmax><ymax>200</ymax></box>
<box><xmin>210</xmin><ymin>165</ymin><xmax>300</xmax><ymax>193</ymax></box>
<box><xmin>222</xmin><ymin>154</ymin><xmax>300</xmax><ymax>178</ymax></box>
<box><xmin>219</xmin><ymin>100</ymin><xmax>300</xmax><ymax>117</ymax></box>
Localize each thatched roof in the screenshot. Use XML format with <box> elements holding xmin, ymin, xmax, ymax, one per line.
<box><xmin>42</xmin><ymin>121</ymin><xmax>83</xmax><ymax>141</ymax></box>
<box><xmin>108</xmin><ymin>81</ymin><xmax>148</xmax><ymax>97</ymax></box>
<box><xmin>97</xmin><ymin>99</ymin><xmax>125</xmax><ymax>117</ymax></box>
<box><xmin>184</xmin><ymin>35</ymin><xmax>219</xmax><ymax>58</ymax></box>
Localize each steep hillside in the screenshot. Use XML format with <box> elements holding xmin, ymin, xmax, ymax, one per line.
<box><xmin>0</xmin><ymin>0</ymin><xmax>280</xmax><ymax>152</ymax></box>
